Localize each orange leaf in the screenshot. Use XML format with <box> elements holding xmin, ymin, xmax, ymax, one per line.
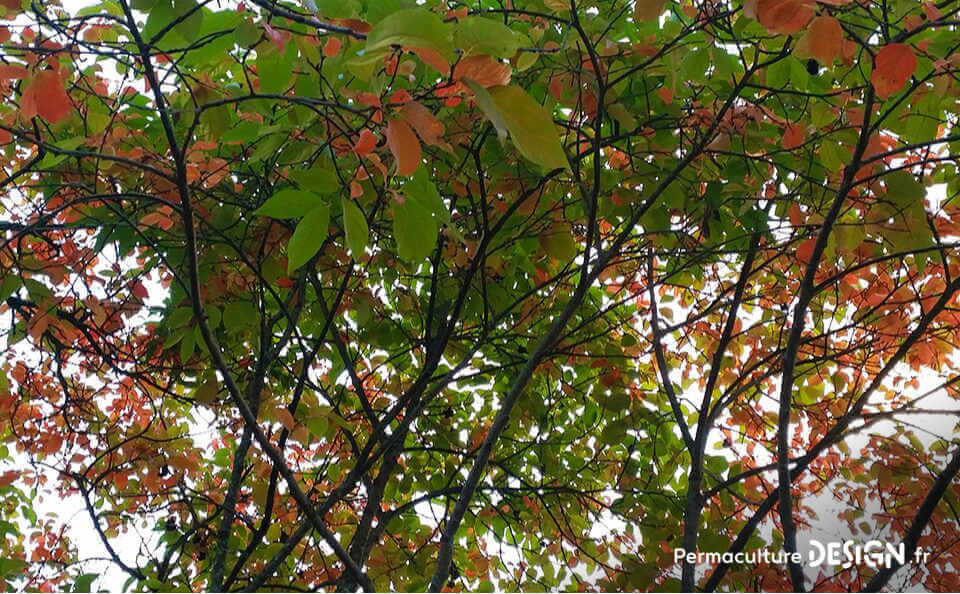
<box><xmin>0</xmin><ymin>129</ymin><xmax>11</xmax><ymax>145</ymax></box>
<box><xmin>400</xmin><ymin>101</ymin><xmax>452</xmax><ymax>151</ymax></box>
<box><xmin>276</xmin><ymin>408</ymin><xmax>296</xmax><ymax>431</ymax></box>
<box><xmin>922</xmin><ymin>2</ymin><xmax>942</xmax><ymax>20</ymax></box>
<box><xmin>797</xmin><ymin>237</ymin><xmax>816</xmax><ymax>265</ymax></box>
<box><xmin>0</xmin><ymin>65</ymin><xmax>27</xmax><ymax>79</ymax></box>
<box><xmin>410</xmin><ymin>47</ymin><xmax>450</xmax><ymax>75</ymax></box>
<box><xmin>20</xmin><ymin>70</ymin><xmax>71</xmax><ymax>123</ymax></box>
<box><xmin>353</xmin><ymin>128</ymin><xmax>378</xmax><ymax>156</ymax></box>
<box><xmin>385</xmin><ymin>118</ymin><xmax>421</xmax><ymax>176</ymax></box>
<box><xmin>871</xmin><ymin>43</ymin><xmax>916</xmax><ymax>99</ymax></box>
<box><xmin>782</xmin><ymin>123</ymin><xmax>805</xmax><ymax>149</ymax></box>
<box><xmin>323</xmin><ymin>37</ymin><xmax>341</xmax><ymax>58</ymax></box>
<box><xmin>756</xmin><ymin>0</ymin><xmax>814</xmax><ymax>34</ymax></box>
<box><xmin>805</xmin><ymin>16</ymin><xmax>842</xmax><ymax>65</ymax></box>
<box><xmin>453</xmin><ymin>55</ymin><xmax>512</xmax><ymax>88</ymax></box>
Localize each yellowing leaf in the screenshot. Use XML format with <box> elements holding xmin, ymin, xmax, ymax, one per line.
<box><xmin>365</xmin><ymin>8</ymin><xmax>454</xmax><ymax>61</ymax></box>
<box><xmin>483</xmin><ymin>85</ymin><xmax>569</xmax><ymax>171</ymax></box>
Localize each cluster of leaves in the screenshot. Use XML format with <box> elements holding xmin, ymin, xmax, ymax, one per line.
<box><xmin>0</xmin><ymin>0</ymin><xmax>959</xmax><ymax>591</ymax></box>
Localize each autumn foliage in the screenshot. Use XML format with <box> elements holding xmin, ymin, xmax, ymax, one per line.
<box><xmin>1</xmin><ymin>0</ymin><xmax>960</xmax><ymax>592</ymax></box>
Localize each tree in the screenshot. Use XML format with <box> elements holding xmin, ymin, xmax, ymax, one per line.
<box><xmin>1</xmin><ymin>0</ymin><xmax>960</xmax><ymax>591</ymax></box>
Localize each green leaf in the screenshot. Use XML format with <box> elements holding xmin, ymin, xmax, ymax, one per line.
<box><xmin>394</xmin><ymin>194</ymin><xmax>437</xmax><ymax>263</ymax></box>
<box><xmin>290</xmin><ymin>167</ymin><xmax>339</xmax><ymax>194</ymax></box>
<box><xmin>0</xmin><ymin>276</ymin><xmax>19</xmax><ymax>302</ymax></box>
<box><xmin>257</xmin><ymin>44</ymin><xmax>296</xmax><ymax>95</ymax></box>
<box><xmin>454</xmin><ymin>16</ymin><xmax>521</xmax><ymax>58</ymax></box>
<box><xmin>364</xmin><ymin>8</ymin><xmax>454</xmax><ymax>61</ymax></box>
<box><xmin>287</xmin><ymin>204</ymin><xmax>330</xmax><ymax>274</ymax></box>
<box><xmin>315</xmin><ymin>0</ymin><xmax>360</xmax><ymax>18</ymax></box>
<box><xmin>256</xmin><ymin>189</ymin><xmax>326</xmax><ymax>219</ymax></box>
<box><xmin>341</xmin><ymin>199</ymin><xmax>368</xmax><ymax>259</ymax></box>
<box><xmin>486</xmin><ymin>85</ymin><xmax>569</xmax><ymax>171</ymax></box>
<box><xmin>73</xmin><ymin>573</ymin><xmax>97</xmax><ymax>593</ymax></box>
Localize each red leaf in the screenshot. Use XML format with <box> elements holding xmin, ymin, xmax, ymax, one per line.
<box><xmin>131</xmin><ymin>282</ymin><xmax>148</xmax><ymax>300</ymax></box>
<box><xmin>797</xmin><ymin>237</ymin><xmax>816</xmax><ymax>265</ymax></box>
<box><xmin>20</xmin><ymin>70</ymin><xmax>71</xmax><ymax>123</ymax></box>
<box><xmin>756</xmin><ymin>0</ymin><xmax>814</xmax><ymax>34</ymax></box>
<box><xmin>0</xmin><ymin>65</ymin><xmax>28</xmax><ymax>79</ymax></box>
<box><xmin>453</xmin><ymin>55</ymin><xmax>512</xmax><ymax>88</ymax></box>
<box><xmin>0</xmin><ymin>128</ymin><xmax>11</xmax><ymax>145</ymax></box>
<box><xmin>805</xmin><ymin>16</ymin><xmax>843</xmax><ymax>65</ymax></box>
<box><xmin>871</xmin><ymin>43</ymin><xmax>916</xmax><ymax>99</ymax></box>
<box><xmin>353</xmin><ymin>128</ymin><xmax>378</xmax><ymax>156</ymax></box>
<box><xmin>0</xmin><ymin>471</ymin><xmax>17</xmax><ymax>487</ymax></box>
<box><xmin>385</xmin><ymin>118</ymin><xmax>421</xmax><ymax>176</ymax></box>
<box><xmin>782</xmin><ymin>123</ymin><xmax>806</xmax><ymax>149</ymax></box>
<box><xmin>323</xmin><ymin>37</ymin><xmax>341</xmax><ymax>58</ymax></box>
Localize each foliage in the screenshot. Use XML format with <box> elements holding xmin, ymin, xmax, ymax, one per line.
<box><xmin>0</xmin><ymin>0</ymin><xmax>960</xmax><ymax>591</ymax></box>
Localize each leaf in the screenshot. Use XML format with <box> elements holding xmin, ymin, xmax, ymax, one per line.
<box><xmin>634</xmin><ymin>0</ymin><xmax>668</xmax><ymax>22</ymax></box>
<box><xmin>0</xmin><ymin>276</ymin><xmax>19</xmax><ymax>302</ymax></box>
<box><xmin>804</xmin><ymin>16</ymin><xmax>843</xmax><ymax>65</ymax></box>
<box><xmin>256</xmin><ymin>189</ymin><xmax>326</xmax><ymax>219</ymax></box>
<box><xmin>454</xmin><ymin>55</ymin><xmax>512</xmax><ymax>88</ymax></box>
<box><xmin>399</xmin><ymin>101</ymin><xmax>452</xmax><ymax>152</ymax></box>
<box><xmin>289</xmin><ymin>167</ymin><xmax>339</xmax><ymax>194</ymax></box>
<box><xmin>20</xmin><ymin>70</ymin><xmax>71</xmax><ymax>123</ymax></box>
<box><xmin>454</xmin><ymin>16</ymin><xmax>521</xmax><ymax>58</ymax></box>
<box><xmin>756</xmin><ymin>0</ymin><xmax>814</xmax><ymax>34</ymax></box>
<box><xmin>394</xmin><ymin>195</ymin><xmax>437</xmax><ymax>263</ymax></box>
<box><xmin>465</xmin><ymin>80</ymin><xmax>509</xmax><ymax>143</ymax></box>
<box><xmin>287</xmin><ymin>204</ymin><xmax>330</xmax><ymax>274</ymax></box>
<box><xmin>73</xmin><ymin>573</ymin><xmax>97</xmax><ymax>593</ymax></box>
<box><xmin>385</xmin><ymin>118</ymin><xmax>421</xmax><ymax>176</ymax></box>
<box><xmin>485</xmin><ymin>85</ymin><xmax>569</xmax><ymax>171</ymax></box>
<box><xmin>782</xmin><ymin>123</ymin><xmax>805</xmax><ymax>149</ymax></box>
<box><xmin>871</xmin><ymin>43</ymin><xmax>916</xmax><ymax>99</ymax></box>
<box><xmin>364</xmin><ymin>8</ymin><xmax>454</xmax><ymax>61</ymax></box>
<box><xmin>341</xmin><ymin>198</ymin><xmax>369</xmax><ymax>259</ymax></box>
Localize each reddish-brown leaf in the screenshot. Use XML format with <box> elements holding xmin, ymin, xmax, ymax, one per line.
<box><xmin>871</xmin><ymin>43</ymin><xmax>916</xmax><ymax>99</ymax></box>
<box><xmin>385</xmin><ymin>118</ymin><xmax>421</xmax><ymax>176</ymax></box>
<box><xmin>634</xmin><ymin>0</ymin><xmax>668</xmax><ymax>21</ymax></box>
<box><xmin>756</xmin><ymin>0</ymin><xmax>814</xmax><ymax>34</ymax></box>
<box><xmin>0</xmin><ymin>65</ymin><xmax>28</xmax><ymax>79</ymax></box>
<box><xmin>20</xmin><ymin>70</ymin><xmax>71</xmax><ymax>123</ymax></box>
<box><xmin>353</xmin><ymin>128</ymin><xmax>378</xmax><ymax>156</ymax></box>
<box><xmin>806</xmin><ymin>16</ymin><xmax>843</xmax><ymax>65</ymax></box>
<box><xmin>782</xmin><ymin>123</ymin><xmax>806</xmax><ymax>149</ymax></box>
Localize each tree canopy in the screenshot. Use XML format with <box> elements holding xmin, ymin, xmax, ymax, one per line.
<box><xmin>1</xmin><ymin>0</ymin><xmax>960</xmax><ymax>591</ymax></box>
